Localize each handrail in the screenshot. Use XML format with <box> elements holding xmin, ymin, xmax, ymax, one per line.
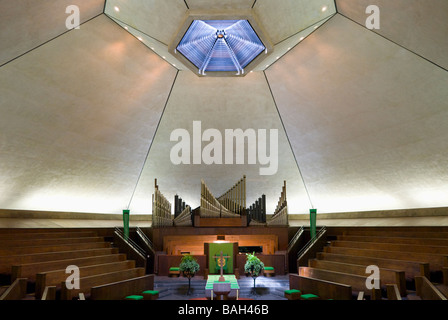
<box><xmin>114</xmin><ymin>227</ymin><xmax>147</xmax><ymax>258</ymax></box>
<box><xmin>287</xmin><ymin>226</ymin><xmax>304</xmax><ymax>252</ymax></box>
<box><xmin>135</xmin><ymin>227</ymin><xmax>156</xmax><ymax>256</ymax></box>
<box><xmin>0</xmin><ymin>278</ymin><xmax>27</xmax><ymax>300</ymax></box>
<box><xmin>297</xmin><ymin>226</ymin><xmax>327</xmax><ymax>259</ymax></box>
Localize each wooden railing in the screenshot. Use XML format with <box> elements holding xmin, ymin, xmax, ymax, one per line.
<box><xmin>0</xmin><ymin>278</ymin><xmax>27</xmax><ymax>300</ymax></box>
<box><xmin>415</xmin><ymin>276</ymin><xmax>447</xmax><ymax>300</ymax></box>
<box><xmin>297</xmin><ymin>226</ymin><xmax>327</xmax><ymax>268</ymax></box>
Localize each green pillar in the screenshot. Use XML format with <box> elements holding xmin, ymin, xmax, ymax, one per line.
<box><xmin>310</xmin><ymin>209</ymin><xmax>317</xmax><ymax>239</ymax></box>
<box><xmin>123</xmin><ymin>209</ymin><xmax>130</xmax><ymax>240</ymax></box>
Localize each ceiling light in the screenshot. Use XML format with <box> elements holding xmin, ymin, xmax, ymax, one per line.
<box><xmin>300</xmin><ymin>37</ymin><xmax>304</xmax><ymax>41</ymax></box>
<box><xmin>114</xmin><ymin>6</ymin><xmax>120</xmax><ymax>12</ymax></box>
<box><xmin>137</xmin><ymin>37</ymin><xmax>143</xmax><ymax>41</ymax></box>
<box><xmin>176</xmin><ymin>20</ymin><xmax>266</xmax><ymax>75</ymax></box>
<box><xmin>322</xmin><ymin>6</ymin><xmax>328</xmax><ymax>12</ymax></box>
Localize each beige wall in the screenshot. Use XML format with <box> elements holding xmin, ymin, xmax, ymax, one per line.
<box><xmin>266</xmin><ymin>14</ymin><xmax>448</xmax><ymax>214</ymax></box>
<box><xmin>0</xmin><ymin>15</ymin><xmax>177</xmax><ymax>214</ymax></box>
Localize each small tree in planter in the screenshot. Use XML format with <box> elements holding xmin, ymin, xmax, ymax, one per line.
<box><xmin>244</xmin><ymin>252</ymin><xmax>264</xmax><ymax>295</ymax></box>
<box><xmin>179</xmin><ymin>255</ymin><xmax>200</xmax><ymax>295</ymax></box>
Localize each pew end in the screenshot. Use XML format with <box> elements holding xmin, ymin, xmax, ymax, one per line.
<box><xmin>386</xmin><ymin>284</ymin><xmax>402</xmax><ymax>300</ymax></box>
<box><xmin>415</xmin><ymin>276</ymin><xmax>447</xmax><ymax>300</ymax></box>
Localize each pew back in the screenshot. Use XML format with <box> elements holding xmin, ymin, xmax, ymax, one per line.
<box><xmin>289</xmin><ymin>274</ymin><xmax>352</xmax><ymax>300</ymax></box>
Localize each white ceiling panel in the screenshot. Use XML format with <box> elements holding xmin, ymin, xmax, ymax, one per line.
<box><xmin>0</xmin><ymin>0</ymin><xmax>105</xmax><ymax>66</ymax></box>
<box><xmin>336</xmin><ymin>0</ymin><xmax>448</xmax><ymax>70</ymax></box>
<box><xmin>186</xmin><ymin>0</ymin><xmax>254</xmax><ymax>10</ymax></box>
<box><xmin>129</xmin><ymin>71</ymin><xmax>311</xmax><ymax>215</ymax></box>
<box><xmin>0</xmin><ymin>15</ymin><xmax>177</xmax><ymax>213</ymax></box>
<box><xmin>104</xmin><ymin>0</ymin><xmax>188</xmax><ymax>45</ymax></box>
<box><xmin>254</xmin><ymin>0</ymin><xmax>336</xmax><ymax>44</ymax></box>
<box><xmin>266</xmin><ymin>14</ymin><xmax>448</xmax><ymax>213</ymax></box>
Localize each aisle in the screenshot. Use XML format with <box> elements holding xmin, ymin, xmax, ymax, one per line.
<box><xmin>153</xmin><ymin>275</ymin><xmax>290</xmax><ymax>300</ymax></box>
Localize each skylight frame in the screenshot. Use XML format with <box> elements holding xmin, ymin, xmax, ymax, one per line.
<box><xmin>168</xmin><ymin>10</ymin><xmax>273</xmax><ymax>77</ymax></box>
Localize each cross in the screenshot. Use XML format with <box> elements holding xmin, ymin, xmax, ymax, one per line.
<box><xmin>213</xmin><ymin>251</ymin><xmax>230</xmax><ymax>282</ymax></box>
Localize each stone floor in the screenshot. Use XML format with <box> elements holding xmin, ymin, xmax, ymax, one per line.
<box><xmin>153</xmin><ymin>275</ymin><xmax>290</xmax><ymax>300</ymax></box>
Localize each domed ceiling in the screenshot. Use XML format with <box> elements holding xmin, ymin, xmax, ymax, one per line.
<box><xmin>0</xmin><ymin>0</ymin><xmax>447</xmax><ymax>216</ymax></box>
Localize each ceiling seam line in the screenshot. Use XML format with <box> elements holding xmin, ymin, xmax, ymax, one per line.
<box><xmin>252</xmin><ymin>0</ymin><xmax>258</xmax><ymax>9</ymax></box>
<box><xmin>273</xmin><ymin>13</ymin><xmax>337</xmax><ymax>47</ymax></box>
<box><xmin>184</xmin><ymin>0</ymin><xmax>190</xmax><ymax>10</ymax></box>
<box><xmin>126</xmin><ymin>70</ymin><xmax>180</xmax><ymax>211</ymax></box>
<box><xmin>105</xmin><ymin>14</ymin><xmax>169</xmax><ymax>47</ymax></box>
<box><xmin>337</xmin><ymin>13</ymin><xmax>448</xmax><ymax>73</ymax></box>
<box><xmin>334</xmin><ymin>0</ymin><xmax>339</xmax><ymax>13</ymax></box>
<box><xmin>0</xmin><ymin>12</ymin><xmax>104</xmax><ymax>70</ymax></box>
<box><xmin>263</xmin><ymin>71</ymin><xmax>315</xmax><ymax>210</ymax></box>
<box><xmin>105</xmin><ymin>15</ymin><xmax>179</xmax><ymax>69</ymax></box>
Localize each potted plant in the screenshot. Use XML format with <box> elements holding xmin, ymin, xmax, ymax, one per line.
<box><xmin>179</xmin><ymin>255</ymin><xmax>200</xmax><ymax>295</ymax></box>
<box><xmin>244</xmin><ymin>252</ymin><xmax>264</xmax><ymax>294</ymax></box>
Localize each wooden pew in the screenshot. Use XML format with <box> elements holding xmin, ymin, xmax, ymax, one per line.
<box><xmin>41</xmin><ymin>286</ymin><xmax>56</xmax><ymax>300</ymax></box>
<box><xmin>289</xmin><ymin>274</ymin><xmax>352</xmax><ymax>300</ymax></box>
<box><xmin>0</xmin><ymin>278</ymin><xmax>27</xmax><ymax>300</ymax></box>
<box><xmin>0</xmin><ymin>231</ymin><xmax>97</xmax><ymax>240</ymax></box>
<box><xmin>338</xmin><ymin>235</ymin><xmax>448</xmax><ymax>247</ymax></box>
<box><xmin>0</xmin><ymin>236</ymin><xmax>104</xmax><ymax>248</ymax></box>
<box><xmin>35</xmin><ymin>260</ymin><xmax>136</xmax><ymax>299</ymax></box>
<box><xmin>415</xmin><ymin>276</ymin><xmax>447</xmax><ymax>300</ymax></box>
<box><xmin>90</xmin><ymin>275</ymin><xmax>155</xmax><ymax>300</ymax></box>
<box><xmin>0</xmin><ymin>241</ymin><xmax>111</xmax><ymax>256</ymax></box>
<box><xmin>317</xmin><ymin>252</ymin><xmax>429</xmax><ymax>280</ymax></box>
<box><xmin>444</xmin><ymin>267</ymin><xmax>448</xmax><ymax>286</ymax></box>
<box><xmin>342</xmin><ymin>230</ymin><xmax>448</xmax><ymax>239</ymax></box>
<box><xmin>0</xmin><ymin>248</ymin><xmax>119</xmax><ymax>274</ymax></box>
<box><xmin>386</xmin><ymin>284</ymin><xmax>402</xmax><ymax>300</ymax></box>
<box><xmin>324</xmin><ymin>246</ymin><xmax>446</xmax><ymax>272</ymax></box>
<box><xmin>60</xmin><ymin>268</ymin><xmax>146</xmax><ymax>300</ymax></box>
<box><xmin>331</xmin><ymin>240</ymin><xmax>448</xmax><ymax>255</ymax></box>
<box><xmin>299</xmin><ymin>267</ymin><xmax>382</xmax><ymax>299</ymax></box>
<box><xmin>309</xmin><ymin>259</ymin><xmax>406</xmax><ymax>296</ymax></box>
<box><xmin>12</xmin><ymin>253</ymin><xmax>127</xmax><ymax>281</ymax></box>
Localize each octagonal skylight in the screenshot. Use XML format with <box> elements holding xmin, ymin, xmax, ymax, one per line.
<box><xmin>175</xmin><ymin>20</ymin><xmax>266</xmax><ymax>75</ymax></box>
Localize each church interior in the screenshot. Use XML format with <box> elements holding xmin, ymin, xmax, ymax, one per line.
<box><xmin>1</xmin><ymin>0</ymin><xmax>448</xmax><ymax>305</ymax></box>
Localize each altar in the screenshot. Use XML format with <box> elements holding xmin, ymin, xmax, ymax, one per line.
<box><xmin>205</xmin><ymin>275</ymin><xmax>240</xmax><ymax>300</ymax></box>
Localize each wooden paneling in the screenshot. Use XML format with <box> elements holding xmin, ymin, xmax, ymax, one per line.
<box><xmin>162</xmin><ymin>234</ymin><xmax>279</xmax><ymax>255</ymax></box>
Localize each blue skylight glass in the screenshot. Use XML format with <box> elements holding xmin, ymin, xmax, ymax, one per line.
<box><xmin>176</xmin><ymin>20</ymin><xmax>266</xmax><ymax>75</ymax></box>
